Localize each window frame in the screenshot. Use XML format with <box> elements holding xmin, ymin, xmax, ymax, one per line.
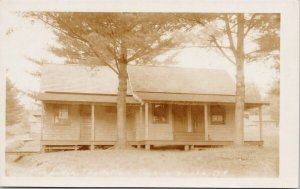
<box><xmin>152</xmin><ymin>103</ymin><xmax>169</xmax><ymax>124</ymax></box>
<box><xmin>210</xmin><ymin>105</ymin><xmax>226</xmax><ymax>125</ymax></box>
<box><xmin>53</xmin><ymin>104</ymin><xmax>71</xmax><ymax>126</ymax></box>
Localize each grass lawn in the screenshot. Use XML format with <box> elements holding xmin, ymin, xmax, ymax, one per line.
<box><xmin>5</xmin><ymin>125</ymin><xmax>279</xmax><ymax>177</ymax></box>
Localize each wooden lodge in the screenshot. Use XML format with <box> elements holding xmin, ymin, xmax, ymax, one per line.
<box><xmin>37</xmin><ymin>64</ymin><xmax>268</xmax><ymax>151</ymax></box>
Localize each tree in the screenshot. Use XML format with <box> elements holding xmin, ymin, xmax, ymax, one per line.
<box><xmin>245</xmin><ymin>82</ymin><xmax>262</xmax><ymax>102</ymax></box>
<box><xmin>267</xmin><ymin>79</ymin><xmax>279</xmax><ymax>126</ymax></box>
<box><xmin>6</xmin><ymin>78</ymin><xmax>24</xmax><ymax>126</ymax></box>
<box><xmin>184</xmin><ymin>13</ymin><xmax>280</xmax><ymax>145</ymax></box>
<box><xmin>252</xmin><ymin>16</ymin><xmax>280</xmax><ymax>126</ymax></box>
<box><xmin>26</xmin><ymin>12</ymin><xmax>187</xmax><ymax>148</ymax></box>
<box><xmin>21</xmin><ymin>56</ymin><xmax>47</xmax><ymax>102</ymax></box>
<box><xmin>209</xmin><ymin>14</ymin><xmax>279</xmax><ymax>145</ymax></box>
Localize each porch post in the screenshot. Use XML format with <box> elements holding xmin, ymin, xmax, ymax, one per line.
<box><xmin>145</xmin><ymin>103</ymin><xmax>150</xmax><ymax>150</ymax></box>
<box><xmin>187</xmin><ymin>105</ymin><xmax>192</xmax><ymax>132</ymax></box>
<box><xmin>204</xmin><ymin>104</ymin><xmax>209</xmax><ymax>141</ymax></box>
<box><xmin>137</xmin><ymin>105</ymin><xmax>143</xmax><ymax>141</ymax></box>
<box><xmin>145</xmin><ymin>102</ymin><xmax>149</xmax><ymax>140</ymax></box>
<box><xmin>40</xmin><ymin>102</ymin><xmax>45</xmax><ymax>152</ymax></box>
<box><xmin>169</xmin><ymin>104</ymin><xmax>173</xmax><ymax>136</ymax></box>
<box><xmin>259</xmin><ymin>105</ymin><xmax>263</xmax><ymax>141</ymax></box>
<box><xmin>91</xmin><ymin>104</ymin><xmax>95</xmax><ymax>150</ymax></box>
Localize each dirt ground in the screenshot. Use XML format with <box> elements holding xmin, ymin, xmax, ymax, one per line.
<box><xmin>5</xmin><ymin>125</ymin><xmax>279</xmax><ymax>177</ymax></box>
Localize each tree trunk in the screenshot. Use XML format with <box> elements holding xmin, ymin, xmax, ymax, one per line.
<box><xmin>115</xmin><ymin>42</ymin><xmax>128</xmax><ymax>149</ymax></box>
<box><xmin>234</xmin><ymin>13</ymin><xmax>245</xmax><ymax>146</ymax></box>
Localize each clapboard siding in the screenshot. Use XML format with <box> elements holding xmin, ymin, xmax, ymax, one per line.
<box><xmin>94</xmin><ymin>105</ymin><xmax>138</xmax><ymax>141</ymax></box>
<box><xmin>94</xmin><ymin>106</ymin><xmax>117</xmax><ymax>141</ymax></box>
<box><xmin>41</xmin><ymin>103</ymin><xmax>236</xmax><ymax>143</ymax></box>
<box><xmin>43</xmin><ymin>126</ymin><xmax>79</xmax><ymax>140</ymax></box>
<box><xmin>42</xmin><ymin>104</ymin><xmax>80</xmax><ymax>140</ymax></box>
<box><xmin>42</xmin><ymin>103</ymin><xmax>139</xmax><ymax>142</ymax></box>
<box><xmin>147</xmin><ymin>103</ymin><xmax>173</xmax><ymax>140</ymax></box>
<box><xmin>207</xmin><ymin>105</ymin><xmax>235</xmax><ymax>141</ymax></box>
<box><xmin>80</xmin><ymin>117</ymin><xmax>92</xmax><ymax>141</ymax></box>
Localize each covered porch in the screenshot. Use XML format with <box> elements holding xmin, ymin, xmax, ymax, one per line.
<box><xmin>38</xmin><ymin>92</ymin><xmax>140</xmax><ymax>151</ymax></box>
<box><xmin>38</xmin><ymin>93</ymin><xmax>267</xmax><ymax>151</ymax></box>
<box><xmin>141</xmin><ymin>101</ymin><xmax>266</xmax><ymax>150</ymax></box>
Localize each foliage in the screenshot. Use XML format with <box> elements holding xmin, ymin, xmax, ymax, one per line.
<box><xmin>26</xmin><ymin>13</ymin><xmax>188</xmax><ymax>70</ymax></box>
<box><xmin>266</xmin><ymin>79</ymin><xmax>280</xmax><ymax>121</ymax></box>
<box><xmin>24</xmin><ymin>56</ymin><xmax>53</xmax><ymax>78</ymax></box>
<box><xmin>176</xmin><ymin>14</ymin><xmax>280</xmax><ymax>65</ymax></box>
<box><xmin>245</xmin><ymin>82</ymin><xmax>262</xmax><ymax>102</ymax></box>
<box><xmin>246</xmin><ymin>14</ymin><xmax>280</xmax><ymax>63</ymax></box>
<box><xmin>6</xmin><ymin>78</ymin><xmax>24</xmax><ymax>126</ymax></box>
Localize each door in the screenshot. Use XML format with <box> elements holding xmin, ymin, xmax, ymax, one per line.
<box><xmin>173</xmin><ymin>104</ymin><xmax>205</xmax><ymax>141</ymax></box>
<box><xmin>191</xmin><ymin>105</ymin><xmax>205</xmax><ymax>135</ymax></box>
<box><xmin>80</xmin><ymin>105</ymin><xmax>92</xmax><ymax>141</ymax></box>
<box><xmin>172</xmin><ymin>105</ymin><xmax>188</xmax><ymax>132</ymax></box>
<box><xmin>172</xmin><ymin>105</ymin><xmax>188</xmax><ymax>139</ymax></box>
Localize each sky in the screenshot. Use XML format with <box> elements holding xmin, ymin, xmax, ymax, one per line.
<box><xmin>2</xmin><ymin>12</ymin><xmax>278</xmax><ymax>110</ymax></box>
<box><xmin>3</xmin><ymin>12</ymin><xmax>64</xmax><ymax>109</ymax></box>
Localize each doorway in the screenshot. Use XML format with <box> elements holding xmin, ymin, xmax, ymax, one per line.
<box><xmin>172</xmin><ymin>105</ymin><xmax>205</xmax><ymax>141</ymax></box>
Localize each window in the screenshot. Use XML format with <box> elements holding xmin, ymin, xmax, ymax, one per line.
<box><xmin>210</xmin><ymin>105</ymin><xmax>225</xmax><ymax>124</ymax></box>
<box><xmin>54</xmin><ymin>104</ymin><xmax>70</xmax><ymax>125</ymax></box>
<box><xmin>152</xmin><ymin>103</ymin><xmax>169</xmax><ymax>124</ymax></box>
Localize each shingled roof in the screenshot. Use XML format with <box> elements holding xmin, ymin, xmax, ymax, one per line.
<box><xmin>127</xmin><ymin>65</ymin><xmax>236</xmax><ymax>95</ymax></box>
<box><xmin>40</xmin><ymin>64</ymin><xmax>132</xmax><ymax>95</ymax></box>
<box><xmin>39</xmin><ymin>63</ymin><xmax>266</xmax><ymax>104</ymax></box>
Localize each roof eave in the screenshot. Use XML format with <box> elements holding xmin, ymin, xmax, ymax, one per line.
<box><xmin>37</xmin><ymin>92</ymin><xmax>139</xmax><ymax>104</ymax></box>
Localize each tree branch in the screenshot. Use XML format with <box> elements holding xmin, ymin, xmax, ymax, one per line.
<box><xmin>210</xmin><ymin>35</ymin><xmax>236</xmax><ymax>65</ymax></box>
<box><xmin>223</xmin><ymin>14</ymin><xmax>237</xmax><ymax>59</ymax></box>
<box><xmin>107</xmin><ymin>19</ymin><xmax>120</xmax><ymax>72</ymax></box>
<box><xmin>244</xmin><ymin>14</ymin><xmax>258</xmax><ymax>37</ymax></box>
<box><xmin>127</xmin><ymin>26</ymin><xmax>163</xmax><ymax>62</ymax></box>
<box><xmin>128</xmin><ymin>45</ymin><xmax>152</xmax><ymax>62</ymax></box>
<box><xmin>36</xmin><ymin>13</ymin><xmax>119</xmax><ymax>74</ymax></box>
<box><xmin>89</xmin><ymin>46</ymin><xmax>119</xmax><ymax>74</ymax></box>
<box><xmin>158</xmin><ymin>45</ymin><xmax>232</xmax><ymax>50</ymax></box>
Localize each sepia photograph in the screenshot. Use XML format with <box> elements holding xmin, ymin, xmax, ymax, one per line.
<box><xmin>0</xmin><ymin>0</ymin><xmax>298</xmax><ymax>187</ymax></box>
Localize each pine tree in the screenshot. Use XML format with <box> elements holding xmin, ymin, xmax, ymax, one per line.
<box><xmin>183</xmin><ymin>13</ymin><xmax>280</xmax><ymax>145</ymax></box>
<box><xmin>6</xmin><ymin>78</ymin><xmax>24</xmax><ymax>126</ymax></box>
<box><xmin>267</xmin><ymin>77</ymin><xmax>280</xmax><ymax>126</ymax></box>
